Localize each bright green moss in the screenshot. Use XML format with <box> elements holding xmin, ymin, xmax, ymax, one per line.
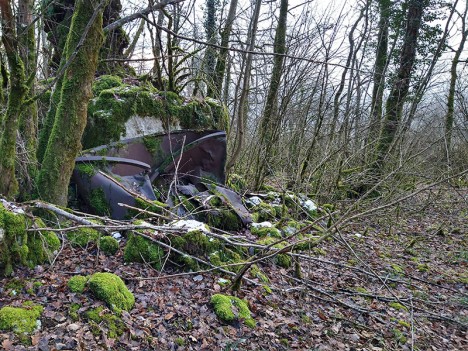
<box><xmin>276</xmin><ymin>254</ymin><xmax>292</xmax><ymax>268</ymax></box>
<box><xmin>0</xmin><ymin>302</ymin><xmax>43</xmax><ymax>334</ymax></box>
<box><xmin>206</xmin><ymin>209</ymin><xmax>242</xmax><ymax>231</ymax></box>
<box><xmin>252</xmin><ymin>202</ymin><xmax>277</xmax><ymax>222</ymax></box>
<box><xmin>388</xmin><ymin>302</ymin><xmax>409</xmax><ymax>312</ymax></box>
<box><xmin>67</xmin><ymin>227</ymin><xmax>100</xmax><ymax>247</ymax></box>
<box><xmin>124</xmin><ymin>233</ymin><xmax>164</xmax><ymax>269</ymax></box>
<box><xmin>27</xmin><ymin>218</ymin><xmax>60</xmax><ymax>266</ymax></box>
<box><xmin>75</xmin><ymin>163</ymin><xmax>96</xmax><ymax>178</ymax></box>
<box><xmin>210</xmin><ymin>294</ymin><xmax>255</xmax><ymax>328</ymax></box>
<box><xmin>209</xmin><ymin>250</ymin><xmax>243</xmax><ymax>273</ymax></box>
<box><xmin>92</xmin><ymin>75</ymin><xmax>123</xmax><ymax>95</ymax></box>
<box><xmin>250</xmin><ymin>264</ymin><xmax>269</xmax><ymax>283</ymax></box>
<box><xmin>99</xmin><ymin>236</ymin><xmax>119</xmax><ymax>255</ymax></box>
<box><xmin>89</xmin><ymin>188</ymin><xmax>110</xmax><ymax>216</ymax></box>
<box><xmin>88</xmin><ymin>272</ymin><xmax>135</xmax><ymax>312</ymax></box>
<box><xmin>0</xmin><ymin>204</ymin><xmax>28</xmax><ymax>275</ymax></box>
<box><xmin>68</xmin><ymin>275</ymin><xmax>88</xmax><ymax>293</ymax></box>
<box><xmin>69</xmin><ymin>303</ymin><xmax>81</xmax><ymax>321</ymax></box>
<box><xmin>85</xmin><ymin>306</ymin><xmax>126</xmax><ymax>339</ymax></box>
<box><xmin>251</xmin><ymin>226</ymin><xmax>282</xmax><ymax>238</ymax></box>
<box><xmin>170</xmin><ymin>230</ymin><xmax>219</xmax><ymax>256</ymax></box>
<box><xmin>227</xmin><ymin>173</ymin><xmax>246</xmax><ymax>193</ymax></box>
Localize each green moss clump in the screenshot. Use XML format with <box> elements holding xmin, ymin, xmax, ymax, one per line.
<box><xmin>67</xmin><ymin>227</ymin><xmax>100</xmax><ymax>247</ymax></box>
<box><xmin>69</xmin><ymin>303</ymin><xmax>81</xmax><ymax>321</ymax></box>
<box><xmin>251</xmin><ymin>226</ymin><xmax>282</xmax><ymax>238</ymax></box>
<box><xmin>88</xmin><ymin>272</ymin><xmax>135</xmax><ymax>312</ymax></box>
<box><xmin>250</xmin><ymin>264</ymin><xmax>269</xmax><ymax>283</ymax></box>
<box><xmin>92</xmin><ymin>75</ymin><xmax>123</xmax><ymax>95</ymax></box>
<box><xmin>0</xmin><ymin>203</ymin><xmax>28</xmax><ymax>275</ymax></box>
<box><xmin>68</xmin><ymin>275</ymin><xmax>88</xmax><ymax>293</ymax></box>
<box><xmin>124</xmin><ymin>233</ymin><xmax>164</xmax><ymax>269</ymax></box>
<box><xmin>27</xmin><ymin>218</ymin><xmax>60</xmax><ymax>266</ymax></box>
<box><xmin>388</xmin><ymin>302</ymin><xmax>409</xmax><ymax>312</ymax></box>
<box><xmin>89</xmin><ymin>188</ymin><xmax>110</xmax><ymax>216</ymax></box>
<box><xmin>99</xmin><ymin>236</ymin><xmax>119</xmax><ymax>255</ymax></box>
<box><xmin>75</xmin><ymin>163</ymin><xmax>96</xmax><ymax>178</ymax></box>
<box><xmin>129</xmin><ymin>198</ymin><xmax>168</xmax><ymax>219</ymax></box>
<box><xmin>85</xmin><ymin>306</ymin><xmax>126</xmax><ymax>339</ymax></box>
<box><xmin>209</xmin><ymin>250</ymin><xmax>243</xmax><ymax>273</ymax></box>
<box><xmin>170</xmin><ymin>230</ymin><xmax>219</xmax><ymax>257</ymax></box>
<box><xmin>206</xmin><ymin>209</ymin><xmax>242</xmax><ymax>231</ymax></box>
<box><xmin>252</xmin><ymin>202</ymin><xmax>278</xmax><ymax>222</ymax></box>
<box><xmin>0</xmin><ymin>302</ymin><xmax>43</xmax><ymax>334</ymax></box>
<box><xmin>210</xmin><ymin>294</ymin><xmax>255</xmax><ymax>328</ymax></box>
<box><xmin>276</xmin><ymin>254</ymin><xmax>292</xmax><ymax>268</ymax></box>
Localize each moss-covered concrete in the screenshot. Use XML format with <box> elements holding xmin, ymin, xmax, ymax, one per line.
<box><xmin>88</xmin><ymin>272</ymin><xmax>134</xmax><ymax>312</ymax></box>
<box><xmin>210</xmin><ymin>294</ymin><xmax>255</xmax><ymax>328</ymax></box>
<box><xmin>0</xmin><ymin>301</ymin><xmax>43</xmax><ymax>334</ymax></box>
<box><xmin>82</xmin><ymin>82</ymin><xmax>229</xmax><ymax>149</ymax></box>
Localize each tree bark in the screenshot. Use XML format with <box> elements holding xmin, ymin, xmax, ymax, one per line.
<box><xmin>0</xmin><ymin>0</ymin><xmax>27</xmax><ymax>198</ymax></box>
<box><xmin>37</xmin><ymin>0</ymin><xmax>108</xmax><ymax>206</ymax></box>
<box><xmin>374</xmin><ymin>0</ymin><xmax>427</xmax><ymax>168</ymax></box>
<box><xmin>254</xmin><ymin>0</ymin><xmax>289</xmax><ymax>188</ymax></box>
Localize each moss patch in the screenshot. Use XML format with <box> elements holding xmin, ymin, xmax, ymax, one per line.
<box><xmin>99</xmin><ymin>236</ymin><xmax>119</xmax><ymax>255</ymax></box>
<box><xmin>85</xmin><ymin>306</ymin><xmax>126</xmax><ymax>339</ymax></box>
<box><xmin>88</xmin><ymin>272</ymin><xmax>135</xmax><ymax>312</ymax></box>
<box><xmin>68</xmin><ymin>275</ymin><xmax>88</xmax><ymax>293</ymax></box>
<box><xmin>0</xmin><ymin>302</ymin><xmax>43</xmax><ymax>334</ymax></box>
<box><xmin>210</xmin><ymin>294</ymin><xmax>255</xmax><ymax>328</ymax></box>
<box><xmin>67</xmin><ymin>227</ymin><xmax>100</xmax><ymax>247</ymax></box>
<box><xmin>124</xmin><ymin>233</ymin><xmax>164</xmax><ymax>269</ymax></box>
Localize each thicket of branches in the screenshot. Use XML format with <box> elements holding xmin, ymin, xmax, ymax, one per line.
<box><xmin>0</xmin><ymin>0</ymin><xmax>467</xmax><ymax>205</ymax></box>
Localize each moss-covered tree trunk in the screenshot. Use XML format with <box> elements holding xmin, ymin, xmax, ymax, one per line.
<box><xmin>368</xmin><ymin>0</ymin><xmax>391</xmax><ymax>145</ymax></box>
<box><xmin>37</xmin><ymin>0</ymin><xmax>109</xmax><ymax>206</ymax></box>
<box><xmin>374</xmin><ymin>0</ymin><xmax>426</xmax><ymax>170</ymax></box>
<box><xmin>17</xmin><ymin>0</ymin><xmax>39</xmax><ymax>199</ymax></box>
<box><xmin>0</xmin><ymin>0</ymin><xmax>28</xmax><ymax>199</ymax></box>
<box><xmin>253</xmin><ymin>0</ymin><xmax>288</xmax><ymax>188</ymax></box>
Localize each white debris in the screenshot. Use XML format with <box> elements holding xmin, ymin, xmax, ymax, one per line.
<box><xmin>217</xmin><ymin>278</ymin><xmax>230</xmax><ymax>284</ymax></box>
<box><xmin>354</xmin><ymin>233</ymin><xmax>362</xmax><ymax>238</ymax></box>
<box><xmin>300</xmin><ymin>199</ymin><xmax>317</xmax><ymax>212</ymax></box>
<box><xmin>111</xmin><ymin>232</ymin><xmax>122</xmax><ymax>241</ymax></box>
<box><xmin>169</xmin><ymin>219</ymin><xmax>209</xmax><ymax>233</ymax></box>
<box><xmin>251</xmin><ymin>221</ymin><xmax>273</xmax><ymax>229</ymax></box>
<box><xmin>246</xmin><ymin>196</ymin><xmax>262</xmax><ymax>206</ymax></box>
<box><xmin>0</xmin><ymin>228</ymin><xmax>4</xmax><ymax>242</ymax></box>
<box><xmin>193</xmin><ymin>275</ymin><xmax>204</xmax><ymax>282</ymax></box>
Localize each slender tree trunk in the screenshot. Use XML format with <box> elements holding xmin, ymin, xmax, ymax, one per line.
<box><xmin>37</xmin><ymin>0</ymin><xmax>108</xmax><ymax>206</ymax></box>
<box><xmin>212</xmin><ymin>0</ymin><xmax>239</xmax><ymax>97</ymax></box>
<box><xmin>226</xmin><ymin>0</ymin><xmax>262</xmax><ymax>170</ymax></box>
<box><xmin>374</xmin><ymin>0</ymin><xmax>427</xmax><ymax>169</ymax></box>
<box><xmin>254</xmin><ymin>0</ymin><xmax>288</xmax><ymax>188</ymax></box>
<box><xmin>0</xmin><ymin>0</ymin><xmax>27</xmax><ymax>198</ymax></box>
<box><xmin>368</xmin><ymin>0</ymin><xmax>391</xmax><ymax>143</ymax></box>
<box><xmin>17</xmin><ymin>0</ymin><xmax>38</xmax><ymax>199</ymax></box>
<box><xmin>445</xmin><ymin>5</ymin><xmax>467</xmax><ymax>164</ymax></box>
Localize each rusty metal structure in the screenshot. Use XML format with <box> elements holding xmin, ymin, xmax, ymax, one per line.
<box><xmin>71</xmin><ymin>130</ymin><xmax>251</xmax><ymax>226</ymax></box>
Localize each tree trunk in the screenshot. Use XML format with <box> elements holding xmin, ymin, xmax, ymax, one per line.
<box><xmin>17</xmin><ymin>0</ymin><xmax>38</xmax><ymax>199</ymax></box>
<box><xmin>374</xmin><ymin>0</ymin><xmax>427</xmax><ymax>169</ymax></box>
<box><xmin>37</xmin><ymin>0</ymin><xmax>108</xmax><ymax>206</ymax></box>
<box><xmin>226</xmin><ymin>0</ymin><xmax>262</xmax><ymax>170</ymax></box>
<box><xmin>368</xmin><ymin>0</ymin><xmax>391</xmax><ymax>144</ymax></box>
<box><xmin>0</xmin><ymin>0</ymin><xmax>27</xmax><ymax>199</ymax></box>
<box><xmin>211</xmin><ymin>0</ymin><xmax>239</xmax><ymax>97</ymax></box>
<box><xmin>445</xmin><ymin>6</ymin><xmax>467</xmax><ymax>164</ymax></box>
<box><xmin>254</xmin><ymin>0</ymin><xmax>288</xmax><ymax>188</ymax></box>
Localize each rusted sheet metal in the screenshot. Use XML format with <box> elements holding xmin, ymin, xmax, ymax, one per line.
<box><xmin>71</xmin><ymin>130</ymin><xmax>238</xmax><ymax>221</ymax></box>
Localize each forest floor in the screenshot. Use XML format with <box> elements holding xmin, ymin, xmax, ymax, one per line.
<box><xmin>0</xmin><ymin>187</ymin><xmax>466</xmax><ymax>350</ymax></box>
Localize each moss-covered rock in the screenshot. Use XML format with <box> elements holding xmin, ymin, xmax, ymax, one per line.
<box><xmin>99</xmin><ymin>236</ymin><xmax>119</xmax><ymax>255</ymax></box>
<box><xmin>0</xmin><ymin>302</ymin><xmax>43</xmax><ymax>334</ymax></box>
<box><xmin>206</xmin><ymin>209</ymin><xmax>242</xmax><ymax>231</ymax></box>
<box><xmin>88</xmin><ymin>272</ymin><xmax>135</xmax><ymax>312</ymax></box>
<box><xmin>210</xmin><ymin>294</ymin><xmax>255</xmax><ymax>328</ymax></box>
<box><xmin>123</xmin><ymin>233</ymin><xmax>164</xmax><ymax>269</ymax></box>
<box><xmin>68</xmin><ymin>275</ymin><xmax>88</xmax><ymax>293</ymax></box>
<box><xmin>0</xmin><ymin>204</ymin><xmax>60</xmax><ymax>276</ymax></box>
<box><xmin>67</xmin><ymin>227</ymin><xmax>100</xmax><ymax>247</ymax></box>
